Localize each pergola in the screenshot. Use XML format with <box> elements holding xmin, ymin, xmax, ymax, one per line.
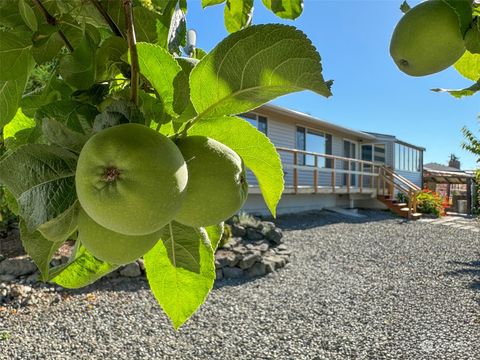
<box><xmin>423</xmin><ymin>166</ymin><xmax>476</xmax><ymax>214</ymax></box>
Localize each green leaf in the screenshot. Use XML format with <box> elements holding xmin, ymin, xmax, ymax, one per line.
<box><xmin>194</xmin><ymin>48</ymin><xmax>208</xmax><ymax>60</ymax></box>
<box><xmin>95</xmin><ymin>36</ymin><xmax>127</xmax><ymax>82</ymax></box>
<box><xmin>50</xmin><ymin>244</ymin><xmax>118</xmax><ymax>288</ymax></box>
<box><xmin>174</xmin><ymin>57</ymin><xmax>198</xmax><ymax>121</ymax></box>
<box><xmin>59</xmin><ymin>34</ymin><xmax>96</xmax><ymax>90</ymax></box>
<box><xmin>0</xmin><ymin>144</ymin><xmax>78</xmax><ymax>231</ymax></box>
<box><xmin>432</xmin><ymin>81</ymin><xmax>480</xmax><ymax>98</ymax></box>
<box><xmin>0</xmin><ymin>31</ymin><xmax>34</xmax><ymax>81</ymax></box>
<box><xmin>205</xmin><ymin>223</ymin><xmax>224</xmax><ymax>251</ymax></box>
<box><xmin>21</xmin><ymin>75</ymin><xmax>73</xmax><ymax>118</ymax></box>
<box><xmin>454</xmin><ymin>51</ymin><xmax>480</xmax><ymax>81</ymax></box>
<box><xmin>38</xmin><ymin>201</ymin><xmax>79</xmax><ymax>243</ymax></box>
<box><xmin>189</xmin><ymin>116</ymin><xmax>284</xmax><ymax>217</ymax></box>
<box><xmin>36</xmin><ymin>100</ymin><xmax>97</xmax><ymax>152</ymax></box>
<box><xmin>133</xmin><ymin>6</ymin><xmax>159</xmax><ymax>43</ymax></box>
<box><xmin>3</xmin><ymin>108</ymin><xmax>37</xmax><ymax>150</ymax></box>
<box><xmin>32</xmin><ymin>24</ymin><xmax>65</xmax><ymax>64</ymax></box>
<box><xmin>4</xmin><ymin>188</ymin><xmax>19</xmax><ymax>215</ymax></box>
<box><xmin>144</xmin><ymin>222</ymin><xmax>215</xmax><ymax>329</ymax></box>
<box><xmin>465</xmin><ymin>19</ymin><xmax>480</xmax><ymax>54</ymax></box>
<box><xmin>0</xmin><ymin>0</ymin><xmax>24</xmax><ymax>28</ymax></box>
<box><xmin>261</xmin><ymin>0</ymin><xmax>303</xmax><ymax>20</ymax></box>
<box><xmin>442</xmin><ymin>0</ymin><xmax>472</xmax><ymax>35</ymax></box>
<box><xmin>202</xmin><ymin>0</ymin><xmax>226</xmax><ymax>8</ymax></box>
<box><xmin>36</xmin><ymin>100</ymin><xmax>98</xmax><ymax>135</ymax></box>
<box><xmin>136</xmin><ymin>43</ymin><xmax>182</xmax><ymax>116</ymax></box>
<box><xmin>190</xmin><ymin>24</ymin><xmax>332</xmax><ymax>119</ymax></box>
<box><xmin>155</xmin><ymin>2</ymin><xmax>176</xmax><ymax>49</ymax></box>
<box><xmin>168</xmin><ymin>7</ymin><xmax>187</xmax><ymax>54</ymax></box>
<box><xmin>0</xmin><ymin>74</ymin><xmax>31</xmax><ymax>129</ymax></box>
<box><xmin>20</xmin><ymin>220</ymin><xmax>63</xmax><ymax>281</ymax></box>
<box><xmin>93</xmin><ymin>100</ymin><xmax>145</xmax><ymax>131</ymax></box>
<box><xmin>224</xmin><ymin>0</ymin><xmax>253</xmax><ymax>33</ymax></box>
<box><xmin>18</xmin><ymin>0</ymin><xmax>37</xmax><ymax>31</ymax></box>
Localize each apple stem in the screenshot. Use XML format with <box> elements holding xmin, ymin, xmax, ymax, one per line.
<box><xmin>123</xmin><ymin>0</ymin><xmax>139</xmax><ymax>106</ymax></box>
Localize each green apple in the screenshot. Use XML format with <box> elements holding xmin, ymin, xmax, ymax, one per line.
<box><xmin>390</xmin><ymin>0</ymin><xmax>466</xmax><ymax>76</ymax></box>
<box><xmin>77</xmin><ymin>209</ymin><xmax>160</xmax><ymax>265</ymax></box>
<box><xmin>464</xmin><ymin>22</ymin><xmax>480</xmax><ymax>54</ymax></box>
<box><xmin>76</xmin><ymin>123</ymin><xmax>188</xmax><ymax>236</ymax></box>
<box><xmin>174</xmin><ymin>136</ymin><xmax>248</xmax><ymax>227</ymax></box>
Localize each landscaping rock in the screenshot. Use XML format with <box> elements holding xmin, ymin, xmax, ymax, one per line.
<box><xmin>266</xmin><ymin>228</ymin><xmax>283</xmax><ymax>244</ymax></box>
<box><xmin>263</xmin><ymin>256</ymin><xmax>286</xmax><ymax>269</ymax></box>
<box><xmin>119</xmin><ymin>263</ymin><xmax>141</xmax><ymax>278</ymax></box>
<box><xmin>137</xmin><ymin>259</ymin><xmax>146</xmax><ymax>272</ymax></box>
<box><xmin>25</xmin><ymin>272</ymin><xmax>40</xmax><ymax>284</ymax></box>
<box><xmin>215</xmin><ymin>269</ymin><xmax>223</xmax><ymax>280</ymax></box>
<box><xmin>0</xmin><ymin>274</ymin><xmax>17</xmax><ymax>282</ymax></box>
<box><xmin>215</xmin><ymin>216</ymin><xmax>290</xmax><ymax>279</ymax></box>
<box><xmin>216</xmin><ymin>250</ymin><xmax>239</xmax><ymax>268</ymax></box>
<box><xmin>222</xmin><ymin>267</ymin><xmax>243</xmax><ymax>279</ymax></box>
<box><xmin>262</xmin><ymin>259</ymin><xmax>276</xmax><ymax>274</ymax></box>
<box><xmin>246</xmin><ymin>228</ymin><xmax>264</xmax><ymax>241</ymax></box>
<box><xmin>0</xmin><ymin>257</ymin><xmax>36</xmax><ymax>277</ymax></box>
<box><xmin>231</xmin><ymin>224</ymin><xmax>246</xmax><ymax>237</ymax></box>
<box><xmin>247</xmin><ymin>263</ymin><xmax>267</xmax><ymax>277</ymax></box>
<box><xmin>238</xmin><ymin>253</ymin><xmax>262</xmax><ymax>270</ymax></box>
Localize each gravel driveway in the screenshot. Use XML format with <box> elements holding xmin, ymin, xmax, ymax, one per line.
<box><xmin>1</xmin><ymin>211</ymin><xmax>479</xmax><ymax>359</ymax></box>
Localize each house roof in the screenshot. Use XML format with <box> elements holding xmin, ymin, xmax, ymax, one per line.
<box><xmin>366</xmin><ymin>132</ymin><xmax>426</xmax><ymax>151</ymax></box>
<box><xmin>424</xmin><ymin>163</ymin><xmax>464</xmax><ymax>173</ymax></box>
<box><xmin>423</xmin><ymin>163</ymin><xmax>473</xmax><ymax>184</ymax></box>
<box><xmin>259</xmin><ymin>104</ymin><xmax>377</xmax><ymax>141</ymax></box>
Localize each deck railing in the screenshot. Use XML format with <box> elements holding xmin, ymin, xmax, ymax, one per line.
<box><xmin>275</xmin><ymin>147</ymin><xmax>421</xmax><ymax>215</ymax></box>
<box><xmin>275</xmin><ymin>147</ymin><xmax>381</xmax><ymax>194</ymax></box>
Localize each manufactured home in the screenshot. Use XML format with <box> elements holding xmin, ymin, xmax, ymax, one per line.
<box><xmin>241</xmin><ymin>104</ymin><xmax>426</xmax><ymax>218</ymax></box>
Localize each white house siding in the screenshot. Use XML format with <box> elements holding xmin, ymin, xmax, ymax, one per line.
<box><xmin>242</xmin><ymin>193</ymin><xmax>337</xmax><ymax>216</ymax></box>
<box><xmin>244</xmin><ymin>108</ymin><xmax>383</xmax><ymax>191</ymax></box>
<box><xmin>395</xmin><ymin>170</ymin><xmax>423</xmax><ymax>188</ymax></box>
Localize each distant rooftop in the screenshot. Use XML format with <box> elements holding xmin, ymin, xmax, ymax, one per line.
<box><xmin>424</xmin><ymin>163</ymin><xmax>464</xmax><ymax>173</ymax></box>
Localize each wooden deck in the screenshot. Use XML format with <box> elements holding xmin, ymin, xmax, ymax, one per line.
<box><xmin>249</xmin><ymin>147</ymin><xmax>424</xmax><ymax>219</ymax></box>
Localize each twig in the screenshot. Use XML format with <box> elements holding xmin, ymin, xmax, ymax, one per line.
<box><xmin>32</xmin><ymin>0</ymin><xmax>74</xmax><ymax>52</ymax></box>
<box><xmin>89</xmin><ymin>0</ymin><xmax>123</xmax><ymax>37</ymax></box>
<box><xmin>123</xmin><ymin>0</ymin><xmax>139</xmax><ymax>105</ymax></box>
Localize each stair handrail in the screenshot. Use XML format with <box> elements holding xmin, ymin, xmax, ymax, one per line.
<box><xmin>378</xmin><ymin>166</ymin><xmax>422</xmax><ymax>217</ymax></box>
<box><xmin>380</xmin><ymin>166</ymin><xmax>421</xmax><ymax>191</ymax></box>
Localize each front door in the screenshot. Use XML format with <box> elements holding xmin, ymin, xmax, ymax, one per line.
<box><xmin>343</xmin><ymin>140</ymin><xmax>357</xmax><ymax>186</ymax></box>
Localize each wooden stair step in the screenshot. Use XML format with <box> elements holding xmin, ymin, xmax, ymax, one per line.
<box><xmin>395</xmin><ymin>203</ymin><xmax>407</xmax><ymax>207</ymax></box>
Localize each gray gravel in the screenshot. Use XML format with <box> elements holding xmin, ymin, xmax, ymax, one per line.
<box><xmin>1</xmin><ymin>210</ymin><xmax>479</xmax><ymax>359</ymax></box>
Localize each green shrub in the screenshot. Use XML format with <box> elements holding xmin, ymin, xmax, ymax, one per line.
<box><xmin>231</xmin><ymin>212</ymin><xmax>260</xmax><ymax>228</ymax></box>
<box><xmin>415</xmin><ymin>189</ymin><xmax>448</xmax><ymax>217</ymax></box>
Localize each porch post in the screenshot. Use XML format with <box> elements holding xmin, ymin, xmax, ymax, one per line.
<box><xmin>466</xmin><ymin>177</ymin><xmax>472</xmax><ymax>215</ymax></box>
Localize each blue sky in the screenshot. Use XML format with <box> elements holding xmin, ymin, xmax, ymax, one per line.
<box><xmin>186</xmin><ymin>0</ymin><xmax>479</xmax><ymax>169</ymax></box>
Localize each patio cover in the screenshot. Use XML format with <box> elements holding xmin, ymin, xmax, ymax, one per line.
<box><xmin>423</xmin><ymin>164</ymin><xmax>476</xmax><ymax>213</ymax></box>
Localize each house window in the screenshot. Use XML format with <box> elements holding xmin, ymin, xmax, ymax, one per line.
<box><xmin>361</xmin><ymin>144</ymin><xmax>385</xmax><ymax>163</ymax></box>
<box><xmin>296</xmin><ymin>126</ymin><xmax>332</xmax><ymax>167</ymax></box>
<box><xmin>395</xmin><ymin>143</ymin><xmax>421</xmax><ymax>172</ymax></box>
<box><xmin>240</xmin><ymin>113</ymin><xmax>267</xmax><ymax>135</ymax></box>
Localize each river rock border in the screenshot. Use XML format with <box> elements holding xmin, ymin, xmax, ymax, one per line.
<box><xmin>215</xmin><ymin>221</ymin><xmax>291</xmax><ymax>279</ymax></box>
